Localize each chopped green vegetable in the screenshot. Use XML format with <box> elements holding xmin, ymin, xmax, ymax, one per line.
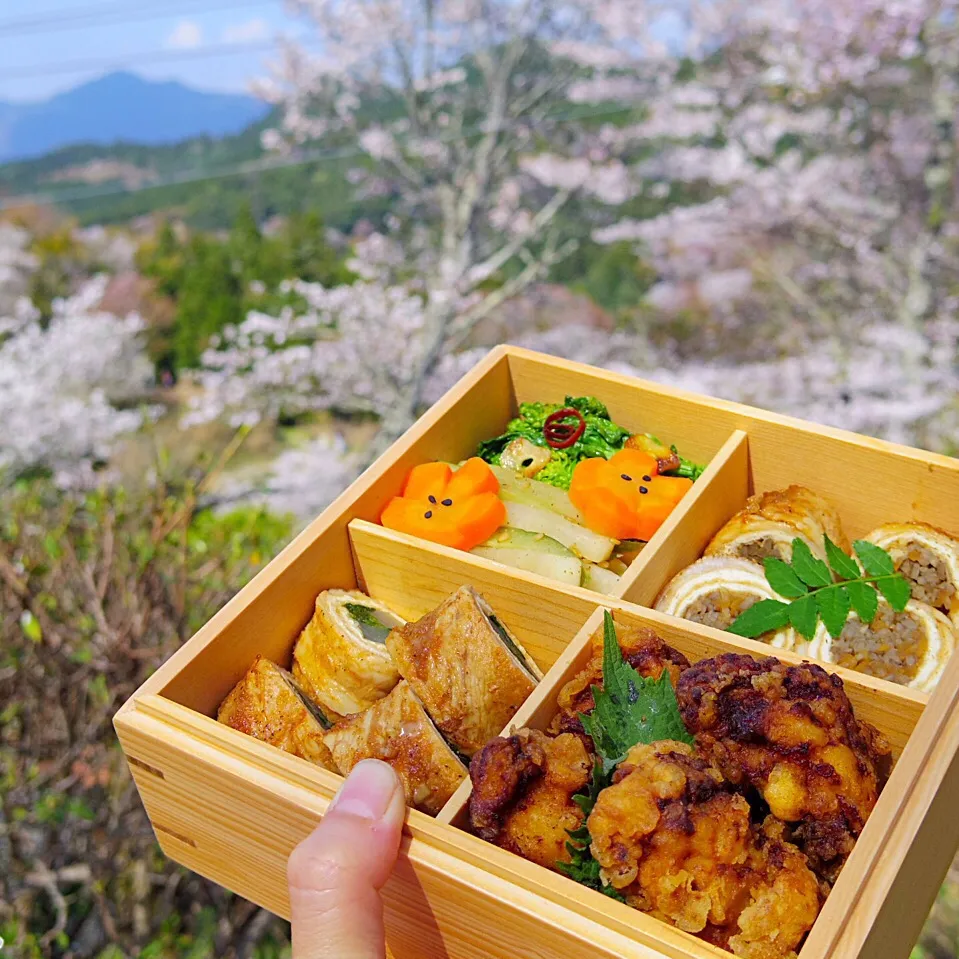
<box><xmin>477</xmin><ymin>395</ymin><xmax>703</xmax><ymax>489</ymax></box>
<box><xmin>556</xmin><ymin>757</ymin><xmax>625</xmax><ymax>901</ymax></box>
<box><xmin>728</xmin><ymin>536</ymin><xmax>911</xmax><ymax>641</ymax></box>
<box><xmin>556</xmin><ymin>611</ymin><xmax>692</xmax><ymax>898</ymax></box>
<box><xmin>344</xmin><ymin>603</ymin><xmax>393</xmax><ymax>644</ymax></box>
<box><xmin>487</xmin><ymin>613</ymin><xmax>538</xmax><ymax>681</ymax></box>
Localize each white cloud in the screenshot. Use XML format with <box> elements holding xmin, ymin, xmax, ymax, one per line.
<box><xmin>166</xmin><ymin>20</ymin><xmax>203</xmax><ymax>50</ymax></box>
<box><xmin>222</xmin><ymin>18</ymin><xmax>270</xmax><ymax>44</ymax></box>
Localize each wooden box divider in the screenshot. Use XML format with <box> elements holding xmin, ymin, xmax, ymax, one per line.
<box><xmin>615</xmin><ymin>429</ymin><xmax>749</xmax><ymax>605</ymax></box>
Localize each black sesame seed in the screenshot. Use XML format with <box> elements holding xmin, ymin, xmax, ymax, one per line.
<box><xmin>441</xmin><ymin>498</ymin><xmax>452</xmax><ymax>506</ymax></box>
<box><xmin>621</xmin><ymin>473</ymin><xmax>632</xmax><ymax>481</ymax></box>
<box><xmin>424</xmin><ymin>510</ymin><xmax>433</xmax><ymax>519</ymax></box>
<box><xmin>522</xmin><ymin>458</ymin><xmax>533</xmax><ymax>467</ymax></box>
<box><xmin>642</xmin><ymin>475</ymin><xmax>652</xmax><ymax>482</ymax></box>
<box><xmin>428</xmin><ymin>495</ymin><xmax>437</xmax><ymax>504</ymax></box>
<box><xmin>639</xmin><ymin>486</ymin><xmax>649</xmax><ymax>494</ymax></box>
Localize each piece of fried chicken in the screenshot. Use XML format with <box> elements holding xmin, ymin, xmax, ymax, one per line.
<box><xmin>548</xmin><ymin>623</ymin><xmax>691</xmax><ymax>740</ymax></box>
<box><xmin>468</xmin><ymin>727</ymin><xmax>591</xmax><ymax>871</ymax></box>
<box><xmin>588</xmin><ymin>741</ymin><xmax>820</xmax><ymax>959</ymax></box>
<box><xmin>677</xmin><ymin>653</ymin><xmax>890</xmax><ymax>883</ymax></box>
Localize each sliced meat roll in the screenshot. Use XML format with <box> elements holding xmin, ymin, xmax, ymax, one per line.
<box><xmin>323</xmin><ymin>680</ymin><xmax>467</xmax><ymax>816</ymax></box>
<box><xmin>705</xmin><ymin>486</ymin><xmax>848</xmax><ymax>565</ymax></box>
<box><xmin>292</xmin><ymin>588</ymin><xmax>405</xmax><ymax>720</ymax></box>
<box><xmin>865</xmin><ymin>522</ymin><xmax>959</xmax><ymax>625</ymax></box>
<box><xmin>654</xmin><ymin>557</ymin><xmax>799</xmax><ymax>650</ymax></box>
<box><xmin>217</xmin><ymin>656</ymin><xmax>337</xmax><ymax>770</ymax></box>
<box><xmin>386</xmin><ymin>585</ymin><xmax>541</xmax><ymax>757</ymax></box>
<box><xmin>805</xmin><ymin>598</ymin><xmax>957</xmax><ymax>693</ymax></box>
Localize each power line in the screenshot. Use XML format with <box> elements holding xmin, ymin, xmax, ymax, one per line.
<box><xmin>0</xmin><ymin>100</ymin><xmax>638</xmax><ymax>210</ymax></box>
<box><xmin>0</xmin><ymin>37</ymin><xmax>313</xmax><ymax>82</ymax></box>
<box><xmin>0</xmin><ymin>0</ymin><xmax>280</xmax><ymax>38</ymax></box>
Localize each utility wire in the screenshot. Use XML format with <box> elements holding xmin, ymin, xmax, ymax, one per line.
<box><xmin>0</xmin><ymin>100</ymin><xmax>637</xmax><ymax>210</ymax></box>
<box><xmin>0</xmin><ymin>0</ymin><xmax>280</xmax><ymax>38</ymax></box>
<box><xmin>0</xmin><ymin>0</ymin><xmax>278</xmax><ymax>37</ymax></box>
<box><xmin>0</xmin><ymin>37</ymin><xmax>314</xmax><ymax>82</ymax></box>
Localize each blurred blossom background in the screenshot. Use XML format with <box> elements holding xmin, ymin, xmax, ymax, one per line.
<box><xmin>2</xmin><ymin>1</ymin><xmax>959</xmax><ymax>956</ymax></box>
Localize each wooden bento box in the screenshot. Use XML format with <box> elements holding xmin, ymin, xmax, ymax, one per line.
<box><xmin>115</xmin><ymin>346</ymin><xmax>959</xmax><ymax>959</ymax></box>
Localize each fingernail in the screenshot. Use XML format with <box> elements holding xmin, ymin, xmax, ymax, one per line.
<box><xmin>329</xmin><ymin>759</ymin><xmax>399</xmax><ymax>821</ymax></box>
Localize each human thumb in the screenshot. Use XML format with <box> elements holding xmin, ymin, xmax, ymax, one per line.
<box><xmin>288</xmin><ymin>759</ymin><xmax>406</xmax><ymax>959</ymax></box>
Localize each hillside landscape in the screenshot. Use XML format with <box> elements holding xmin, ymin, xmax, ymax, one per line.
<box><xmin>3</xmin><ymin>4</ymin><xmax>959</xmax><ymax>956</ymax></box>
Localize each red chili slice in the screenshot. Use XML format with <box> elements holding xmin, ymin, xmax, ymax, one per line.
<box><xmin>543</xmin><ymin>408</ymin><xmax>586</xmax><ymax>449</ymax></box>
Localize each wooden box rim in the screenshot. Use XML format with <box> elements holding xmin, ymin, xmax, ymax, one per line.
<box><xmin>114</xmin><ymin>344</ymin><xmax>959</xmax><ymax>959</ymax></box>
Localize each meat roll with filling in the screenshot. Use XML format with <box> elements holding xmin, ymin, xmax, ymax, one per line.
<box><xmin>292</xmin><ymin>588</ymin><xmax>404</xmax><ymax>720</ymax></box>
<box><xmin>805</xmin><ymin>598</ymin><xmax>957</xmax><ymax>693</ymax></box>
<box><xmin>705</xmin><ymin>486</ymin><xmax>848</xmax><ymax>566</ymax></box>
<box><xmin>217</xmin><ymin>656</ymin><xmax>337</xmax><ymax>770</ymax></box>
<box><xmin>386</xmin><ymin>586</ymin><xmax>541</xmax><ymax>756</ymax></box>
<box><xmin>323</xmin><ymin>680</ymin><xmax>467</xmax><ymax>815</ymax></box>
<box><xmin>865</xmin><ymin>522</ymin><xmax>959</xmax><ymax>626</ymax></box>
<box><xmin>654</xmin><ymin>557</ymin><xmax>799</xmax><ymax>650</ymax></box>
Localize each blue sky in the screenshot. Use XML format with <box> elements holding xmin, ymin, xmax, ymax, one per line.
<box><xmin>0</xmin><ymin>0</ymin><xmax>307</xmax><ymax>102</ymax></box>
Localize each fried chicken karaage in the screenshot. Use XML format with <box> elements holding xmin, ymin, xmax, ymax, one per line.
<box><xmin>676</xmin><ymin>654</ymin><xmax>890</xmax><ymax>883</ymax></box>
<box><xmin>588</xmin><ymin>741</ymin><xmax>820</xmax><ymax>959</ymax></box>
<box><xmin>548</xmin><ymin>624</ymin><xmax>691</xmax><ymax>739</ymax></box>
<box><xmin>468</xmin><ymin>727</ymin><xmax>591</xmax><ymax>870</ymax></box>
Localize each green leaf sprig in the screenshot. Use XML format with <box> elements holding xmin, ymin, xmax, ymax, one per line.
<box><xmin>556</xmin><ymin>757</ymin><xmax>626</xmax><ymax>900</ymax></box>
<box><xmin>556</xmin><ymin>611</ymin><xmax>693</xmax><ymax>897</ymax></box>
<box><xmin>728</xmin><ymin>536</ymin><xmax>912</xmax><ymax>642</ymax></box>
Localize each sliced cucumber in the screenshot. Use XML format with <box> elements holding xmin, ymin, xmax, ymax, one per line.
<box><xmin>488</xmin><ymin>464</ymin><xmax>585</xmax><ymax>524</ymax></box>
<box><xmin>582</xmin><ymin>563</ymin><xmax>623</xmax><ymax>596</ymax></box>
<box><xmin>503</xmin><ymin>501</ymin><xmax>615</xmax><ymax>563</ymax></box>
<box><xmin>472</xmin><ymin>528</ymin><xmax>583</xmax><ymax>586</ymax></box>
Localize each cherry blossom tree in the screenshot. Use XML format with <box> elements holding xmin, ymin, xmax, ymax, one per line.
<box><xmin>255</xmin><ymin>0</ymin><xmax>670</xmax><ymax>449</ymax></box>
<box><xmin>0</xmin><ymin>276</ymin><xmax>152</xmax><ymax>487</ymax></box>
<box><xmin>589</xmin><ymin>0</ymin><xmax>959</xmax><ymax>359</ymax></box>
<box><xmin>0</xmin><ymin>223</ymin><xmax>37</xmax><ymax>319</ymax></box>
<box><xmin>191</xmin><ymin>0</ymin><xmax>959</xmax><ymax>481</ymax></box>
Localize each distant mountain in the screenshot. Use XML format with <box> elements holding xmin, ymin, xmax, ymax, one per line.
<box><xmin>0</xmin><ymin>72</ymin><xmax>268</xmax><ymax>162</ymax></box>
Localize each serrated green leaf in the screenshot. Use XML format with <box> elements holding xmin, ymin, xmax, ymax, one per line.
<box><xmin>853</xmin><ymin>540</ymin><xmax>896</xmax><ymax>577</ymax></box>
<box><xmin>581</xmin><ymin>611</ymin><xmax>693</xmax><ymax>775</ymax></box>
<box><xmin>763</xmin><ymin>557</ymin><xmax>808</xmax><ymax>598</ymax></box>
<box><xmin>825</xmin><ymin>535</ymin><xmax>860</xmax><ymax>581</ymax></box>
<box><xmin>727</xmin><ymin>598</ymin><xmax>791</xmax><ymax>638</ymax></box>
<box><xmin>846</xmin><ymin>580</ymin><xmax>879</xmax><ymax>624</ymax></box>
<box><xmin>877</xmin><ymin>575</ymin><xmax>912</xmax><ymax>612</ymax></box>
<box><xmin>791</xmin><ymin>539</ymin><xmax>832</xmax><ymax>587</ymax></box>
<box><xmin>787</xmin><ymin>594</ymin><xmax>819</xmax><ymax>639</ymax></box>
<box><xmin>816</xmin><ymin>586</ymin><xmax>851</xmax><ymax>638</ymax></box>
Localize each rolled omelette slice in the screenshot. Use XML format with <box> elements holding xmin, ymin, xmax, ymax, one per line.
<box><xmin>385</xmin><ymin>585</ymin><xmax>542</xmax><ymax>757</ymax></box>
<box><xmin>292</xmin><ymin>589</ymin><xmax>405</xmax><ymax>720</ymax></box>
<box><xmin>805</xmin><ymin>598</ymin><xmax>957</xmax><ymax>693</ymax></box>
<box><xmin>323</xmin><ymin>680</ymin><xmax>467</xmax><ymax>816</ymax></box>
<box><xmin>865</xmin><ymin>522</ymin><xmax>959</xmax><ymax>625</ymax></box>
<box><xmin>705</xmin><ymin>485</ymin><xmax>848</xmax><ymax>565</ymax></box>
<box><xmin>217</xmin><ymin>656</ymin><xmax>337</xmax><ymax>770</ymax></box>
<box><xmin>654</xmin><ymin>556</ymin><xmax>798</xmax><ymax>650</ymax></box>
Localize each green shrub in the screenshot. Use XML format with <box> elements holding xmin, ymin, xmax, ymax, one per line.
<box><xmin>0</xmin><ymin>475</ymin><xmax>293</xmax><ymax>957</ymax></box>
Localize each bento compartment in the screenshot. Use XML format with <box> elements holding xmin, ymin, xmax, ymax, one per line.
<box><xmin>438</xmin><ymin>603</ymin><xmax>925</xmax><ymax>959</ymax></box>
<box><xmin>633</xmin><ymin>424</ymin><xmax>959</xmax><ymax>696</ymax></box>
<box><xmin>167</xmin><ymin>519</ymin><xmax>599</xmax><ymax>819</ymax></box>
<box><xmin>374</xmin><ymin>371</ymin><xmax>737</xmax><ymax>599</ymax></box>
